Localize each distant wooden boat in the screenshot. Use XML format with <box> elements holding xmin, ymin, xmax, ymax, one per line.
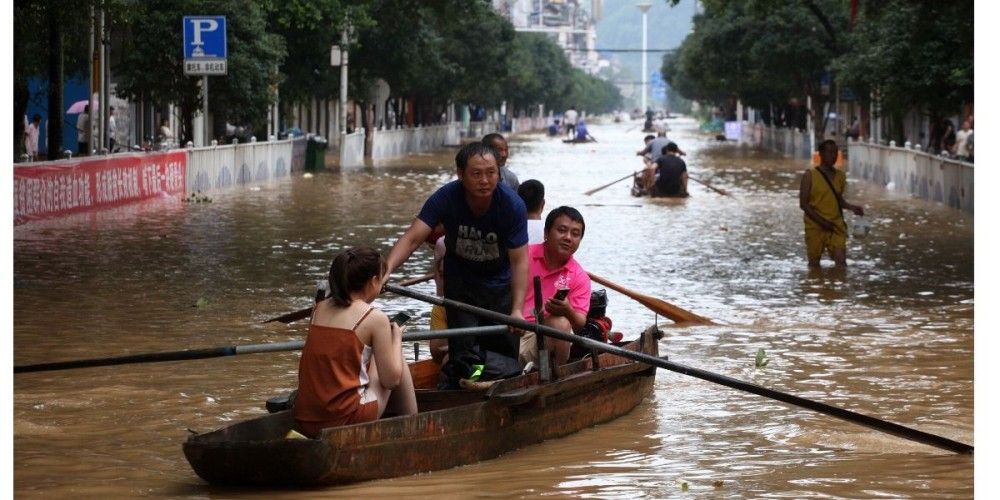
<box><xmin>630</xmin><ymin>170</ymin><xmax>690</xmax><ymax>199</ymax></box>
<box><xmin>183</xmin><ymin>327</ymin><xmax>660</xmax><ymax>486</ymax></box>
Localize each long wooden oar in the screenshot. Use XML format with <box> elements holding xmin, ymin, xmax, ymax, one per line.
<box><xmin>689</xmin><ymin>175</ymin><xmax>731</xmax><ymax>196</ymax></box>
<box><xmin>13</xmin><ymin>326</ymin><xmax>507</xmax><ymax>374</ymax></box>
<box><xmin>587</xmin><ymin>272</ymin><xmax>713</xmax><ymax>325</ymax></box>
<box><xmin>584</xmin><ymin>171</ymin><xmax>640</xmax><ymax>196</ymax></box>
<box><xmin>263</xmin><ymin>272</ymin><xmax>435</xmax><ymax>324</ymax></box>
<box><xmin>384</xmin><ymin>284</ymin><xmax>974</xmax><ymax>455</ymax></box>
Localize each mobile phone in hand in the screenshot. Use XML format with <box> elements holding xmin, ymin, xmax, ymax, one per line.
<box><xmin>553</xmin><ymin>288</ymin><xmax>569</xmax><ymax>300</ymax></box>
<box><xmin>389</xmin><ymin>311</ymin><xmax>411</xmax><ymax>326</ymax></box>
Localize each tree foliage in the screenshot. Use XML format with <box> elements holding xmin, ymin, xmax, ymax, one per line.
<box><xmin>114</xmin><ymin>0</ymin><xmax>284</xmax><ymax>142</ymax></box>
<box><xmin>16</xmin><ymin>0</ymin><xmax>622</xmax><ymax>147</ymax></box>
<box><xmin>14</xmin><ymin>0</ymin><xmax>98</xmax><ymax>157</ymax></box>
<box><xmin>663</xmin><ymin>1</ymin><xmax>840</xmax><ymax>111</ymax></box>
<box><xmin>265</xmin><ymin>0</ymin><xmax>374</xmax><ymax>104</ymax></box>
<box><xmin>504</xmin><ymin>33</ymin><xmax>621</xmax><ymax>115</ymax></box>
<box><xmin>663</xmin><ymin>0</ymin><xmax>973</xmax><ymax>133</ymax></box>
<box><xmin>832</xmin><ymin>0</ymin><xmax>973</xmax><ymax>118</ymax></box>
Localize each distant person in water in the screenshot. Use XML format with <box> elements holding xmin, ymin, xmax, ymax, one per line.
<box><xmin>575</xmin><ymin>120</ymin><xmax>589</xmax><ymax>142</ymax></box>
<box><xmin>637</xmin><ymin>134</ymin><xmax>657</xmax><ymax>192</ymax></box>
<box><xmin>548</xmin><ymin>119</ymin><xmax>561</xmax><ymax>136</ymax></box>
<box><xmin>563</xmin><ymin>107</ymin><xmax>578</xmax><ymax>138</ymax></box>
<box><xmin>799</xmin><ymin>140</ymin><xmax>864</xmax><ymax>267</ymax></box>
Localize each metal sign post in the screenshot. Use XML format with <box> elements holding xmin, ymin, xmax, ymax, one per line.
<box><xmin>183</xmin><ymin>16</ymin><xmax>227</xmax><ymax>146</ymax></box>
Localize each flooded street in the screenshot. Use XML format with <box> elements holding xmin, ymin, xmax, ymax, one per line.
<box><xmin>13</xmin><ymin>118</ymin><xmax>973</xmax><ymax>497</ymax></box>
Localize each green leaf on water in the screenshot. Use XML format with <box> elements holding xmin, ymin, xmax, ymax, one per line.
<box><xmin>755</xmin><ymin>348</ymin><xmax>769</xmax><ymax>368</ymax></box>
<box><xmin>195</xmin><ymin>297</ymin><xmax>209</xmax><ymax>308</ymax></box>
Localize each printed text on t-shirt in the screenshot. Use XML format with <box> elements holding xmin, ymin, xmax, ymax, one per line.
<box><xmin>455</xmin><ymin>225</ymin><xmax>500</xmax><ymax>262</ymax></box>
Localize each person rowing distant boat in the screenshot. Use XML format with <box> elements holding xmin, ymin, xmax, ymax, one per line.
<box><xmin>651</xmin><ymin>142</ymin><xmax>689</xmax><ymax>197</ymax></box>
<box><xmin>637</xmin><ymin>130</ymin><xmax>685</xmax><ymax>163</ymax></box>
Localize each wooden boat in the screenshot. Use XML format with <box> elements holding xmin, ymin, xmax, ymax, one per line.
<box><xmin>183</xmin><ymin>327</ymin><xmax>661</xmax><ymax>486</ymax></box>
<box><xmin>631</xmin><ymin>161</ymin><xmax>691</xmax><ymax>199</ymax></box>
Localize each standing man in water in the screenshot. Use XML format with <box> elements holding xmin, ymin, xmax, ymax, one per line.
<box><xmin>384</xmin><ymin>141</ymin><xmax>529</xmax><ymax>388</ymax></box>
<box><xmin>482</xmin><ymin>133</ymin><xmax>520</xmax><ymax>191</ymax></box>
<box><xmin>799</xmin><ymin>140</ymin><xmax>864</xmax><ymax>267</ymax></box>
<box><xmin>563</xmin><ymin>106</ymin><xmax>578</xmax><ymax>139</ymax></box>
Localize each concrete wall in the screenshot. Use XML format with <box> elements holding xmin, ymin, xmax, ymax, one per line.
<box><xmin>186</xmin><ymin>138</ymin><xmax>294</xmax><ymax>195</ymax></box>
<box><xmin>847</xmin><ymin>139</ymin><xmax>974</xmax><ymax>214</ymax></box>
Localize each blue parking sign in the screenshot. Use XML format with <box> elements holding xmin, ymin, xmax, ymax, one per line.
<box><xmin>184</xmin><ymin>16</ymin><xmax>227</xmax><ymax>59</ymax></box>
<box><xmin>184</xmin><ymin>16</ymin><xmax>227</xmax><ymax>75</ymax></box>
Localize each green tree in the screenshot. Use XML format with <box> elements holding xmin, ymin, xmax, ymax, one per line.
<box><xmin>115</xmin><ymin>0</ymin><xmax>284</xmax><ymax>143</ymax></box>
<box><xmin>14</xmin><ymin>0</ymin><xmax>94</xmax><ymax>158</ymax></box>
<box><xmin>265</xmin><ymin>0</ymin><xmax>374</xmax><ymax>122</ymax></box>
<box><xmin>662</xmin><ymin>0</ymin><xmax>845</xmax><ymax>136</ymax></box>
<box><xmin>350</xmin><ymin>0</ymin><xmax>516</xmax><ymax>124</ymax></box>
<box><xmin>503</xmin><ymin>33</ymin><xmax>574</xmax><ymax>114</ymax></box>
<box><xmin>833</xmin><ymin>0</ymin><xmax>973</xmax><ymax>142</ymax></box>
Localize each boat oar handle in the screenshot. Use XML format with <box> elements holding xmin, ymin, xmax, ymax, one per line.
<box><xmin>13</xmin><ymin>326</ymin><xmax>507</xmax><ymax>374</ymax></box>
<box><xmin>532</xmin><ymin>276</ymin><xmax>550</xmax><ymax>381</ymax></box>
<box><xmin>583</xmin><ymin>171</ymin><xmax>640</xmax><ymax>196</ymax></box>
<box><xmin>383</xmin><ymin>283</ymin><xmax>974</xmax><ymax>455</ymax></box>
<box><xmin>263</xmin><ymin>273</ymin><xmax>435</xmax><ymax>324</ymax></box>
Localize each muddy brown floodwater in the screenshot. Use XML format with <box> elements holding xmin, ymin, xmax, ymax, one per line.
<box><xmin>14</xmin><ymin>117</ymin><xmax>973</xmax><ymax>498</ymax></box>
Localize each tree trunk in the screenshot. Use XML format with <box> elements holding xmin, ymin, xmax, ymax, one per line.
<box><xmin>181</xmin><ymin>101</ymin><xmax>194</xmax><ymax>146</ymax></box>
<box><xmin>14</xmin><ymin>76</ymin><xmax>28</xmax><ymax>161</ymax></box>
<box><xmin>47</xmin><ymin>14</ymin><xmax>64</xmax><ymax>158</ymax></box>
<box><xmin>212</xmin><ymin>102</ymin><xmax>227</xmax><ymax>144</ymax></box>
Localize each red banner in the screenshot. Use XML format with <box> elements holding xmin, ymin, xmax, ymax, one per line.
<box><xmin>14</xmin><ymin>151</ymin><xmax>187</xmax><ymax>225</ymax></box>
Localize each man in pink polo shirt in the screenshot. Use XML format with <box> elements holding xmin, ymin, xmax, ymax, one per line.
<box><xmin>519</xmin><ymin>206</ymin><xmax>591</xmax><ymax>366</ymax></box>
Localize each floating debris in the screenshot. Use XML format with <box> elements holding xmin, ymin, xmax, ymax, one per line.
<box><xmin>755</xmin><ymin>348</ymin><xmax>769</xmax><ymax>368</ymax></box>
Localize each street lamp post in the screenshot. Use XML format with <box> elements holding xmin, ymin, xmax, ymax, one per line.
<box><xmin>637</xmin><ymin>2</ymin><xmax>652</xmax><ymax>114</ymax></box>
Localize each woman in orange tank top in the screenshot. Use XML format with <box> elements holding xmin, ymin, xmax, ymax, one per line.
<box><xmin>294</xmin><ymin>247</ymin><xmax>418</xmax><ymax>438</ymax></box>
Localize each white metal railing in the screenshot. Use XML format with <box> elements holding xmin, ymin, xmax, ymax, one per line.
<box><xmin>186</xmin><ymin>138</ymin><xmax>294</xmax><ymax>195</ymax></box>
<box><xmin>511</xmin><ymin>116</ymin><xmax>547</xmax><ymax>134</ymax></box>
<box><xmin>847</xmin><ymin>139</ymin><xmax>973</xmax><ymax>213</ymax></box>
<box><xmin>369</xmin><ymin>124</ymin><xmax>455</xmax><ymax>162</ymax></box>
<box><xmin>340</xmin><ymin>131</ymin><xmax>366</xmax><ymax>168</ymax></box>
<box><xmin>740</xmin><ymin>123</ymin><xmax>812</xmax><ymax>160</ymax></box>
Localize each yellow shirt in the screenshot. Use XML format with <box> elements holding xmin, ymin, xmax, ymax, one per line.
<box><xmin>804</xmin><ymin>167</ymin><xmax>846</xmax><ymax>232</ymax></box>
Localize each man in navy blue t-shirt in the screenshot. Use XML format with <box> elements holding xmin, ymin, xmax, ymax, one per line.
<box><xmin>385</xmin><ymin>141</ymin><xmax>529</xmax><ymax>386</ymax></box>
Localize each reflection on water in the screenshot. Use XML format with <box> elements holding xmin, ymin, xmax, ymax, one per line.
<box><xmin>14</xmin><ymin>118</ymin><xmax>973</xmax><ymax>497</ymax></box>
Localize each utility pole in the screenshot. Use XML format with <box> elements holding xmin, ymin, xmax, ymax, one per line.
<box><xmin>637</xmin><ymin>2</ymin><xmax>652</xmax><ymax>113</ymax></box>
<box><xmin>101</xmin><ymin>7</ymin><xmax>109</xmax><ymax>154</ymax></box>
<box><xmin>88</xmin><ymin>5</ymin><xmax>95</xmax><ymax>155</ymax></box>
<box><xmin>339</xmin><ymin>25</ymin><xmax>349</xmax><ymax>139</ymax></box>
